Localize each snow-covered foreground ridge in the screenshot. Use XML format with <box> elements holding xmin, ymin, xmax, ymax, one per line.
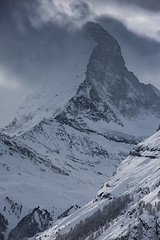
<box><xmin>1</xmin><ymin>22</ymin><xmax>160</xmax><ymax>239</ymax></box>
<box><xmin>33</xmin><ymin>130</ymin><xmax>160</xmax><ymax>240</ymax></box>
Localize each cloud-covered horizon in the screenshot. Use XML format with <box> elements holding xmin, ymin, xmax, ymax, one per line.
<box><xmin>0</xmin><ymin>0</ymin><xmax>160</xmax><ymax>127</ymax></box>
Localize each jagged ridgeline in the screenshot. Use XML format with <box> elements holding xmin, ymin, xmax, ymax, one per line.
<box><xmin>1</xmin><ymin>22</ymin><xmax>160</xmax><ymax>240</ymax></box>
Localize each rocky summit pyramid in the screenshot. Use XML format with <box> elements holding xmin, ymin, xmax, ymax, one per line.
<box><xmin>1</xmin><ymin>22</ymin><xmax>160</xmax><ymax>239</ymax></box>
<box><xmin>57</xmin><ymin>22</ymin><xmax>160</xmax><ymax>127</ymax></box>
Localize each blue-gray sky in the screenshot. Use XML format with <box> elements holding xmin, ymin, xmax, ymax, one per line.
<box><xmin>0</xmin><ymin>0</ymin><xmax>160</xmax><ymax>127</ymax></box>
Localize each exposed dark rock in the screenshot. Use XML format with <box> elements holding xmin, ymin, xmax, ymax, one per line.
<box><xmin>8</xmin><ymin>207</ymin><xmax>52</xmax><ymax>240</ymax></box>
<box><xmin>0</xmin><ymin>212</ymin><xmax>8</xmax><ymax>240</ymax></box>
<box><xmin>58</xmin><ymin>205</ymin><xmax>80</xmax><ymax>220</ymax></box>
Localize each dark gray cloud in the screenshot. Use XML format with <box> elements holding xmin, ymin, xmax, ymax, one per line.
<box><xmin>98</xmin><ymin>15</ymin><xmax>160</xmax><ymax>56</ymax></box>
<box><xmin>94</xmin><ymin>0</ymin><xmax>160</xmax><ymax>12</ymax></box>
<box><xmin>0</xmin><ymin>0</ymin><xmax>90</xmax><ymax>88</ymax></box>
<box><xmin>115</xmin><ymin>0</ymin><xmax>160</xmax><ymax>12</ymax></box>
<box><xmin>0</xmin><ymin>0</ymin><xmax>93</xmax><ymax>126</ymax></box>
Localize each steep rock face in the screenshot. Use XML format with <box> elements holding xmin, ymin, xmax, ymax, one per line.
<box><xmin>34</xmin><ymin>130</ymin><xmax>160</xmax><ymax>240</ymax></box>
<box><xmin>8</xmin><ymin>207</ymin><xmax>52</xmax><ymax>240</ymax></box>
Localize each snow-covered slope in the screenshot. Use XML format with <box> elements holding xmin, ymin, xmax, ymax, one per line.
<box><xmin>0</xmin><ymin>129</ymin><xmax>118</xmax><ymax>239</ymax></box>
<box><xmin>33</xmin><ymin>129</ymin><xmax>160</xmax><ymax>240</ymax></box>
<box><xmin>1</xmin><ymin>22</ymin><xmax>160</xmax><ymax>239</ymax></box>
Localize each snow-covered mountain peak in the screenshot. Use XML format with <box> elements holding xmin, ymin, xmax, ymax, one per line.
<box><xmin>55</xmin><ymin>22</ymin><xmax>160</xmax><ymax>133</ymax></box>
<box><xmin>3</xmin><ymin>22</ymin><xmax>160</xmax><ymax>136</ymax></box>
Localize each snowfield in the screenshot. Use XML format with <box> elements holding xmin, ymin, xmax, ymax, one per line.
<box><xmin>32</xmin><ymin>130</ymin><xmax>160</xmax><ymax>240</ymax></box>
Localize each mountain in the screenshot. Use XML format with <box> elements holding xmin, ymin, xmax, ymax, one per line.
<box><xmin>4</xmin><ymin>22</ymin><xmax>160</xmax><ymax>136</ymax></box>
<box><xmin>1</xmin><ymin>22</ymin><xmax>160</xmax><ymax>239</ymax></box>
<box><xmin>0</xmin><ymin>132</ymin><xmax>59</xmax><ymax>239</ymax></box>
<box><xmin>33</xmin><ymin>129</ymin><xmax>160</xmax><ymax>240</ymax></box>
<box><xmin>57</xmin><ymin>22</ymin><xmax>160</xmax><ymax>126</ymax></box>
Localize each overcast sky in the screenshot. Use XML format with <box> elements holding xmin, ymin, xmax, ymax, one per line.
<box><xmin>0</xmin><ymin>0</ymin><xmax>160</xmax><ymax>127</ymax></box>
